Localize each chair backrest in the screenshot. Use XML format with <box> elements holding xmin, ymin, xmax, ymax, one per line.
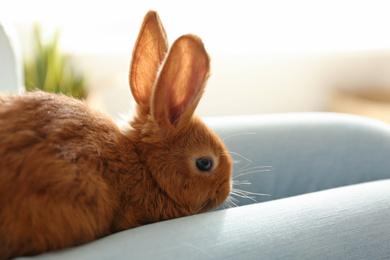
<box><xmin>205</xmin><ymin>113</ymin><xmax>390</xmax><ymax>205</ymax></box>
<box><xmin>0</xmin><ymin>21</ymin><xmax>25</xmax><ymax>94</ymax></box>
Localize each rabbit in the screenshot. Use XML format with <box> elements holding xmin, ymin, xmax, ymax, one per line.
<box><xmin>0</xmin><ymin>10</ymin><xmax>232</xmax><ymax>259</ymax></box>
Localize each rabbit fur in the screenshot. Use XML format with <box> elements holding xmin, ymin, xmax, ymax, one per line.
<box><xmin>0</xmin><ymin>11</ymin><xmax>232</xmax><ymax>259</ymax></box>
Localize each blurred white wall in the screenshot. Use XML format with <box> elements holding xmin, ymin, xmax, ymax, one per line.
<box><xmin>69</xmin><ymin>50</ymin><xmax>390</xmax><ymax>120</ymax></box>
<box><xmin>2</xmin><ymin>0</ymin><xmax>390</xmax><ymax>120</ymax></box>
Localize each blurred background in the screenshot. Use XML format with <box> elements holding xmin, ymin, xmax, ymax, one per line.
<box><xmin>1</xmin><ymin>0</ymin><xmax>390</xmax><ymax>122</ymax></box>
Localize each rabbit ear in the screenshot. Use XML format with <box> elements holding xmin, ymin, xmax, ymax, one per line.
<box><xmin>152</xmin><ymin>34</ymin><xmax>210</xmax><ymax>127</ymax></box>
<box><xmin>129</xmin><ymin>11</ymin><xmax>169</xmax><ymax>106</ymax></box>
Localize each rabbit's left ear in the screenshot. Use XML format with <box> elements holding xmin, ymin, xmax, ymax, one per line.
<box><xmin>129</xmin><ymin>11</ymin><xmax>168</xmax><ymax>106</ymax></box>
<box><xmin>151</xmin><ymin>34</ymin><xmax>210</xmax><ymax>128</ymax></box>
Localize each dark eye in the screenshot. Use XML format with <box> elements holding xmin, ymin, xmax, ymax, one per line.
<box><xmin>196</xmin><ymin>158</ymin><xmax>213</xmax><ymax>172</ymax></box>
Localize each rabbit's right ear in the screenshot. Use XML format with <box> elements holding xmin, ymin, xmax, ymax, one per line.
<box><xmin>151</xmin><ymin>35</ymin><xmax>210</xmax><ymax>129</ymax></box>
<box><xmin>129</xmin><ymin>11</ymin><xmax>169</xmax><ymax>106</ymax></box>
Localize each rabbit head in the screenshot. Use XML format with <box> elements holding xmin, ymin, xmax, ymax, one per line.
<box><xmin>126</xmin><ymin>11</ymin><xmax>232</xmax><ymax>219</ymax></box>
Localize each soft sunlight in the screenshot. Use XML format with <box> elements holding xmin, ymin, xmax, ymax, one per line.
<box><xmin>2</xmin><ymin>0</ymin><xmax>390</xmax><ymax>118</ymax></box>
<box><xmin>3</xmin><ymin>0</ymin><xmax>390</xmax><ymax>55</ymax></box>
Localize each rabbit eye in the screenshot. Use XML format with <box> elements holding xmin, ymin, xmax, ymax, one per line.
<box><xmin>196</xmin><ymin>157</ymin><xmax>213</xmax><ymax>172</ymax></box>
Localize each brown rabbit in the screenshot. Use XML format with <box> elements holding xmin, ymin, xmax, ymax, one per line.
<box><xmin>0</xmin><ymin>11</ymin><xmax>232</xmax><ymax>259</ymax></box>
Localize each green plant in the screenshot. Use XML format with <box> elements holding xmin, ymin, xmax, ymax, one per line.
<box><xmin>24</xmin><ymin>24</ymin><xmax>86</xmax><ymax>99</ymax></box>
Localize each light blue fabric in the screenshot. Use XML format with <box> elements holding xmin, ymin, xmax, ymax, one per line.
<box><xmin>17</xmin><ymin>179</ymin><xmax>390</xmax><ymax>260</ymax></box>
<box><xmin>205</xmin><ymin>113</ymin><xmax>390</xmax><ymax>206</ymax></box>
<box><xmin>16</xmin><ymin>113</ymin><xmax>390</xmax><ymax>259</ymax></box>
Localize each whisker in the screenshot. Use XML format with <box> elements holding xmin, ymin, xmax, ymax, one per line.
<box><xmin>233</xmin><ymin>165</ymin><xmax>272</xmax><ymax>175</ymax></box>
<box><xmin>219</xmin><ymin>151</ymin><xmax>233</xmax><ymax>158</ymax></box>
<box><xmin>228</xmin><ymin>151</ymin><xmax>253</xmax><ymax>163</ymax></box>
<box><xmin>195</xmin><ymin>201</ymin><xmax>208</xmax><ymax>214</ymax></box>
<box><xmin>232</xmin><ymin>179</ymin><xmax>252</xmax><ymax>186</ymax></box>
<box><xmin>221</xmin><ymin>147</ymin><xmax>272</xmax><ymax>208</ymax></box>
<box><xmin>221</xmin><ymin>198</ymin><xmax>230</xmax><ymax>209</ymax></box>
<box><xmin>216</xmin><ymin>126</ymin><xmax>229</xmax><ymax>137</ymax></box>
<box><xmin>230</xmin><ymin>191</ymin><xmax>258</xmax><ymax>203</ymax></box>
<box><xmin>233</xmin><ymin>169</ymin><xmax>272</xmax><ymax>179</ymax></box>
<box><xmin>226</xmin><ymin>196</ymin><xmax>239</xmax><ymax>207</ymax></box>
<box><xmin>230</xmin><ymin>188</ymin><xmax>270</xmax><ymax>204</ymax></box>
<box><xmin>231</xmin><ymin>188</ymin><xmax>270</xmax><ymax>197</ymax></box>
<box><xmin>233</xmin><ymin>154</ymin><xmax>261</xmax><ymax>173</ymax></box>
<box><xmin>237</xmin><ymin>165</ymin><xmax>273</xmax><ymax>171</ymax></box>
<box><xmin>229</xmin><ymin>186</ymin><xmax>270</xmax><ymax>205</ymax></box>
<box><xmin>222</xmin><ymin>132</ymin><xmax>257</xmax><ymax>142</ymax></box>
<box><xmin>230</xmin><ymin>195</ymin><xmax>240</xmax><ymax>203</ymax></box>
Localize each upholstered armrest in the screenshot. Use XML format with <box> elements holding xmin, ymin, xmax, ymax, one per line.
<box><xmin>17</xmin><ymin>113</ymin><xmax>390</xmax><ymax>259</ymax></box>
<box><xmin>18</xmin><ymin>179</ymin><xmax>390</xmax><ymax>260</ymax></box>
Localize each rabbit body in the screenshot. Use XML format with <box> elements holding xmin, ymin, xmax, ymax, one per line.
<box><xmin>0</xmin><ymin>11</ymin><xmax>232</xmax><ymax>259</ymax></box>
<box><xmin>0</xmin><ymin>92</ymin><xmax>125</xmax><ymax>257</ymax></box>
